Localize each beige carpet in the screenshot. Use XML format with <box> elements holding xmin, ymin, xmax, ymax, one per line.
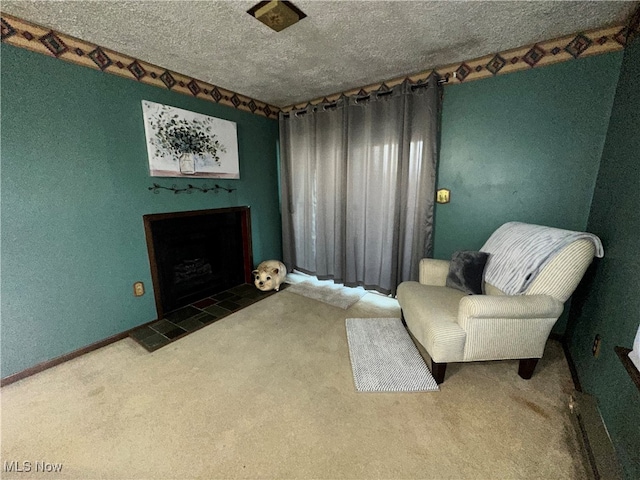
<box><xmin>0</xmin><ymin>291</ymin><xmax>588</xmax><ymax>479</ymax></box>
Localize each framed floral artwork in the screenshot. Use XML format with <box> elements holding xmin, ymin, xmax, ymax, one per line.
<box><xmin>142</xmin><ymin>100</ymin><xmax>240</xmax><ymax>178</ymax></box>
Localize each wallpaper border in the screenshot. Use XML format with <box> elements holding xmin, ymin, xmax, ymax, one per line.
<box><xmin>0</xmin><ymin>13</ymin><xmax>281</xmax><ymax>119</ymax></box>
<box><xmin>283</xmin><ymin>17</ymin><xmax>639</xmax><ymax>111</ymax></box>
<box><xmin>1</xmin><ymin>9</ymin><xmax>638</xmax><ymax>115</ymax></box>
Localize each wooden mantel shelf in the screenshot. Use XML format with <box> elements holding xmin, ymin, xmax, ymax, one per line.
<box><xmin>614</xmin><ymin>346</ymin><xmax>640</xmax><ymax>392</ymax></box>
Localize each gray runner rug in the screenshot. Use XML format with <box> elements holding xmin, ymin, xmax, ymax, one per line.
<box><xmin>345</xmin><ymin>318</ymin><xmax>439</xmax><ymax>392</ymax></box>
<box><xmin>286</xmin><ymin>281</ymin><xmax>366</xmax><ymax>309</ymax></box>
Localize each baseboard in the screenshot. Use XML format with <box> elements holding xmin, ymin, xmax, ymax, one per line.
<box><xmin>0</xmin><ymin>320</ymin><xmax>156</xmax><ymax>387</ymax></box>
<box><xmin>550</xmin><ymin>332</ymin><xmax>584</xmax><ymax>393</ymax></box>
<box><xmin>555</xmin><ymin>335</ymin><xmax>624</xmax><ymax>478</ymax></box>
<box><xmin>569</xmin><ymin>391</ymin><xmax>624</xmax><ymax>480</ymax></box>
<box><xmin>548</xmin><ymin>332</ymin><xmax>564</xmax><ymax>342</ymax></box>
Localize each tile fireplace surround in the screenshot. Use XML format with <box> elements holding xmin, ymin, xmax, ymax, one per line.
<box><xmin>130</xmin><ymin>283</ymin><xmax>287</xmax><ymax>351</ymax></box>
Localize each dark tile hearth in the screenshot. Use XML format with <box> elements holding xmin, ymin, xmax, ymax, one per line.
<box><xmin>211</xmin><ymin>291</ymin><xmax>237</xmax><ymax>301</ymax></box>
<box><xmin>216</xmin><ymin>300</ymin><xmax>242</xmax><ymax>312</ymax></box>
<box><xmin>192</xmin><ymin>297</ymin><xmax>217</xmax><ymax>309</ymax></box>
<box><xmin>130</xmin><ymin>283</ymin><xmax>286</xmax><ymax>352</ymax></box>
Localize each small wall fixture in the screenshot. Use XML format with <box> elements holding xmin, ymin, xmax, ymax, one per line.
<box><xmin>247</xmin><ymin>1</ymin><xmax>306</xmax><ymax>32</ymax></box>
<box><xmin>133</xmin><ymin>282</ymin><xmax>145</xmax><ymax>297</ymax></box>
<box><xmin>436</xmin><ymin>188</ymin><xmax>451</xmax><ymax>204</ymax></box>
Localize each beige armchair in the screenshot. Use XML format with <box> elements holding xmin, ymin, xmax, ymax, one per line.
<box><xmin>397</xmin><ymin>223</ymin><xmax>602</xmax><ymax>384</ymax></box>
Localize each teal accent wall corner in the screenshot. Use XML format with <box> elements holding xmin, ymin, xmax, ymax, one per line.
<box><xmin>0</xmin><ymin>44</ymin><xmax>282</xmax><ymax>378</ymax></box>
<box><xmin>434</xmin><ymin>52</ymin><xmax>623</xmax><ymax>333</ymax></box>
<box><xmin>567</xmin><ymin>37</ymin><xmax>640</xmax><ymax>480</ymax></box>
<box><xmin>435</xmin><ymin>52</ymin><xmax>623</xmax><ymax>258</ymax></box>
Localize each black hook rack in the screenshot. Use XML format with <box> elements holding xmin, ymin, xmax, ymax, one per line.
<box><xmin>148</xmin><ymin>183</ymin><xmax>236</xmax><ymax>194</ymax></box>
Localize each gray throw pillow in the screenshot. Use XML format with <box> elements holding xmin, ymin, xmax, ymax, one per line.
<box><xmin>445</xmin><ymin>250</ymin><xmax>490</xmax><ymax>295</ymax></box>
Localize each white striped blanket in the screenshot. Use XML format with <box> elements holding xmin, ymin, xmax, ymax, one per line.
<box><xmin>480</xmin><ymin>222</ymin><xmax>604</xmax><ymax>295</ymax></box>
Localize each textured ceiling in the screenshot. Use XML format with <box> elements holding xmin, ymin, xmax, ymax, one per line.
<box><xmin>1</xmin><ymin>1</ymin><xmax>636</xmax><ymax>107</ymax></box>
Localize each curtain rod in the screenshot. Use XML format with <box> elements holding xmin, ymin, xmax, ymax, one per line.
<box><xmin>283</xmin><ymin>77</ymin><xmax>446</xmax><ymax>117</ymax></box>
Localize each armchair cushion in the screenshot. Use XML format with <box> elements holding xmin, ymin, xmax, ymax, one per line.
<box><xmin>445</xmin><ymin>250</ymin><xmax>489</xmax><ymax>295</ymax></box>
<box><xmin>397</xmin><ymin>281</ymin><xmax>467</xmax><ymax>363</ymax></box>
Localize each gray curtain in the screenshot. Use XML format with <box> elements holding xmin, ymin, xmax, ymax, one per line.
<box><xmin>279</xmin><ymin>76</ymin><xmax>440</xmax><ymax>295</ymax></box>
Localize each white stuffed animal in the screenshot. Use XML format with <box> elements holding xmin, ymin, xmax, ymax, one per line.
<box><xmin>252</xmin><ymin>260</ymin><xmax>287</xmax><ymax>292</ymax></box>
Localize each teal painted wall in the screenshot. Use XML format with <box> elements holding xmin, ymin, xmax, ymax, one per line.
<box><xmin>435</xmin><ymin>52</ymin><xmax>622</xmax><ymax>259</ymax></box>
<box><xmin>434</xmin><ymin>52</ymin><xmax>623</xmax><ymax>333</ymax></box>
<box><xmin>0</xmin><ymin>44</ymin><xmax>281</xmax><ymax>378</ymax></box>
<box><xmin>567</xmin><ymin>38</ymin><xmax>640</xmax><ymax>480</ymax></box>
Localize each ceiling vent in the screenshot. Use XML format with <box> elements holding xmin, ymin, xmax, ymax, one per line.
<box><xmin>247</xmin><ymin>1</ymin><xmax>307</xmax><ymax>32</ymax></box>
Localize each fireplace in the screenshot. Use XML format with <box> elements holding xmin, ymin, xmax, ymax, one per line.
<box><xmin>143</xmin><ymin>207</ymin><xmax>253</xmax><ymax>318</ymax></box>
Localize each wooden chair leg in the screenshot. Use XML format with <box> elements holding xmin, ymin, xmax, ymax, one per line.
<box><xmin>431</xmin><ymin>361</ymin><xmax>447</xmax><ymax>384</ymax></box>
<box><xmin>518</xmin><ymin>358</ymin><xmax>539</xmax><ymax>379</ymax></box>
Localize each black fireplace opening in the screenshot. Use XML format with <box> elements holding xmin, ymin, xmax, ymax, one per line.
<box><xmin>144</xmin><ymin>207</ymin><xmax>253</xmax><ymax>317</ymax></box>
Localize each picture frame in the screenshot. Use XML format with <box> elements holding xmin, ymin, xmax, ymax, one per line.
<box><xmin>142</xmin><ymin>100</ymin><xmax>240</xmax><ymax>179</ymax></box>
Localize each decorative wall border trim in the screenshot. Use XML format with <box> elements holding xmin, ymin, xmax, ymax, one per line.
<box><xmin>628</xmin><ymin>2</ymin><xmax>640</xmax><ymax>46</ymax></box>
<box><xmin>2</xmin><ymin>7</ymin><xmax>638</xmax><ymax>117</ymax></box>
<box><xmin>0</xmin><ymin>13</ymin><xmax>280</xmax><ymax>119</ymax></box>
<box><xmin>283</xmin><ymin>17</ymin><xmax>639</xmax><ymax>112</ymax></box>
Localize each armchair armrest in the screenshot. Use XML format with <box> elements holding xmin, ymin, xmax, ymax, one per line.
<box><xmin>419</xmin><ymin>258</ymin><xmax>450</xmax><ymax>286</ymax></box>
<box><xmin>458</xmin><ymin>294</ymin><xmax>563</xmax><ymax>322</ymax></box>
<box><xmin>457</xmin><ymin>294</ymin><xmax>564</xmax><ymax>362</ymax></box>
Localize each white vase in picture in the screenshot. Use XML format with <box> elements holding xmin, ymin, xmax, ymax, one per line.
<box><xmin>179</xmin><ymin>153</ymin><xmax>196</xmax><ymax>175</ymax></box>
